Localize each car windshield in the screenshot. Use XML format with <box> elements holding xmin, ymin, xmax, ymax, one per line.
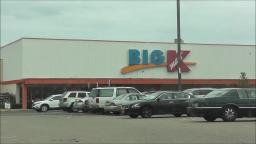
<box><xmin>205</xmin><ymin>89</ymin><xmax>230</xmax><ymax>98</ymax></box>
<box><xmin>143</xmin><ymin>92</ymin><xmax>164</xmax><ymax>100</ymax></box>
<box><xmin>44</xmin><ymin>94</ymin><xmax>60</xmax><ymax>101</ymax></box>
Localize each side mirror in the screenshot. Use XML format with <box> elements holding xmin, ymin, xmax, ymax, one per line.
<box><xmin>49</xmin><ymin>98</ymin><xmax>54</xmax><ymax>101</ymax></box>
<box><xmin>157</xmin><ymin>98</ymin><xmax>160</xmax><ymax>102</ymax></box>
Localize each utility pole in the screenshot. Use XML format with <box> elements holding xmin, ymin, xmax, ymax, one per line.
<box><xmin>176</xmin><ymin>0</ymin><xmax>182</xmax><ymax>91</ymax></box>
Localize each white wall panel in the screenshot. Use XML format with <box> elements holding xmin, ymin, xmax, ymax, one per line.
<box><xmin>17</xmin><ymin>38</ymin><xmax>256</xmax><ymax>80</ymax></box>
<box><xmin>0</xmin><ymin>40</ymin><xmax>23</xmax><ymax>81</ymax></box>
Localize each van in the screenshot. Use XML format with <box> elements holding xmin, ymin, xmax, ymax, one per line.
<box><xmin>88</xmin><ymin>87</ymin><xmax>140</xmax><ymax>111</ymax></box>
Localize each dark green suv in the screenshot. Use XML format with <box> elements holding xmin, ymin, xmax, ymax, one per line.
<box><xmin>187</xmin><ymin>88</ymin><xmax>256</xmax><ymax>122</ymax></box>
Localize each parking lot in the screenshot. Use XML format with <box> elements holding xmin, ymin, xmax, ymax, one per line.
<box><xmin>1</xmin><ymin>110</ymin><xmax>255</xmax><ymax>144</ymax></box>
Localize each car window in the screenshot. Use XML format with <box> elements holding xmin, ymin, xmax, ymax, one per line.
<box><xmin>127</xmin><ymin>89</ymin><xmax>139</xmax><ymax>93</ymax></box>
<box><xmin>144</xmin><ymin>92</ymin><xmax>163</xmax><ymax>100</ymax></box>
<box><xmin>128</xmin><ymin>95</ymin><xmax>138</xmax><ymax>101</ymax></box>
<box><xmin>99</xmin><ymin>89</ymin><xmax>114</xmax><ymax>97</ymax></box>
<box><xmin>117</xmin><ymin>88</ymin><xmax>128</xmax><ymax>96</ymax></box>
<box><xmin>246</xmin><ymin>89</ymin><xmax>256</xmax><ymax>99</ymax></box>
<box><xmin>114</xmin><ymin>94</ymin><xmax>129</xmax><ymax>100</ymax></box>
<box><xmin>199</xmin><ymin>90</ymin><xmax>212</xmax><ymax>95</ymax></box>
<box><xmin>68</xmin><ymin>93</ymin><xmax>76</xmax><ymax>98</ymax></box>
<box><xmin>192</xmin><ymin>90</ymin><xmax>200</xmax><ymax>95</ymax></box>
<box><xmin>78</xmin><ymin>93</ymin><xmax>87</xmax><ymax>98</ymax></box>
<box><xmin>223</xmin><ymin>89</ymin><xmax>239</xmax><ymax>98</ymax></box>
<box><xmin>205</xmin><ymin>89</ymin><xmax>230</xmax><ymax>98</ymax></box>
<box><xmin>175</xmin><ymin>93</ymin><xmax>189</xmax><ymax>99</ymax></box>
<box><xmin>89</xmin><ymin>89</ymin><xmax>98</xmax><ymax>97</ymax></box>
<box><xmin>137</xmin><ymin>95</ymin><xmax>145</xmax><ymax>100</ymax></box>
<box><xmin>238</xmin><ymin>89</ymin><xmax>248</xmax><ymax>99</ymax></box>
<box><xmin>159</xmin><ymin>93</ymin><xmax>174</xmax><ymax>100</ymax></box>
<box><xmin>52</xmin><ymin>96</ymin><xmax>62</xmax><ymax>100</ymax></box>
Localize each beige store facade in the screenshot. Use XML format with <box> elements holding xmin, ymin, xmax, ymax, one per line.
<box><xmin>0</xmin><ymin>38</ymin><xmax>255</xmax><ymax>109</ymax></box>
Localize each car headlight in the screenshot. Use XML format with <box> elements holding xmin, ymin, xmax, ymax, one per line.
<box><xmin>131</xmin><ymin>103</ymin><xmax>141</xmax><ymax>108</ymax></box>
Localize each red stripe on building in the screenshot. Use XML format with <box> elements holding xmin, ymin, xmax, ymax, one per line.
<box><xmin>1</xmin><ymin>78</ymin><xmax>256</xmax><ymax>85</ymax></box>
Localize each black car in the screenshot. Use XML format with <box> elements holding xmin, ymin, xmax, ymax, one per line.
<box><xmin>124</xmin><ymin>91</ymin><xmax>191</xmax><ymax>118</ymax></box>
<box><xmin>187</xmin><ymin>88</ymin><xmax>256</xmax><ymax>122</ymax></box>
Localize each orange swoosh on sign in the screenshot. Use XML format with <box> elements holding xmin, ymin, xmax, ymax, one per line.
<box><xmin>121</xmin><ymin>62</ymin><xmax>196</xmax><ymax>74</ymax></box>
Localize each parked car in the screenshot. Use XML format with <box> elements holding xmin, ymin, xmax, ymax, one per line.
<box><xmin>183</xmin><ymin>88</ymin><xmax>216</xmax><ymax>98</ymax></box>
<box><xmin>104</xmin><ymin>93</ymin><xmax>146</xmax><ymax>115</ymax></box>
<box><xmin>124</xmin><ymin>91</ymin><xmax>191</xmax><ymax>118</ymax></box>
<box><xmin>59</xmin><ymin>91</ymin><xmax>90</xmax><ymax>112</ymax></box>
<box><xmin>88</xmin><ymin>87</ymin><xmax>141</xmax><ymax>112</ymax></box>
<box><xmin>32</xmin><ymin>94</ymin><xmax>63</xmax><ymax>112</ymax></box>
<box><xmin>72</xmin><ymin>94</ymin><xmax>91</xmax><ymax>112</ymax></box>
<box><xmin>187</xmin><ymin>88</ymin><xmax>256</xmax><ymax>122</ymax></box>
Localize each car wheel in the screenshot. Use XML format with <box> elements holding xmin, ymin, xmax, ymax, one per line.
<box><xmin>129</xmin><ymin>114</ymin><xmax>139</xmax><ymax>118</ymax></box>
<box><xmin>141</xmin><ymin>107</ymin><xmax>152</xmax><ymax>118</ymax></box>
<box><xmin>203</xmin><ymin>114</ymin><xmax>217</xmax><ymax>122</ymax></box>
<box><xmin>174</xmin><ymin>113</ymin><xmax>182</xmax><ymax>117</ymax></box>
<box><xmin>40</xmin><ymin>105</ymin><xmax>49</xmax><ymax>112</ymax></box>
<box><xmin>222</xmin><ymin>107</ymin><xmax>237</xmax><ymax>122</ymax></box>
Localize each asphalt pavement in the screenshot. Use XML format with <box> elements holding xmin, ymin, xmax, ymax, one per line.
<box><xmin>1</xmin><ymin>110</ymin><xmax>255</xmax><ymax>144</ymax></box>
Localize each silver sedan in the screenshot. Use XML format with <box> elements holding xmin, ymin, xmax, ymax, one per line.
<box><xmin>104</xmin><ymin>93</ymin><xmax>146</xmax><ymax>115</ymax></box>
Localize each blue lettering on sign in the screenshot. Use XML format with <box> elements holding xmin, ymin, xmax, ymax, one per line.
<box><xmin>129</xmin><ymin>49</ymin><xmax>141</xmax><ymax>65</ymax></box>
<box><xmin>150</xmin><ymin>50</ymin><xmax>165</xmax><ymax>65</ymax></box>
<box><xmin>142</xmin><ymin>50</ymin><xmax>148</xmax><ymax>64</ymax></box>
<box><xmin>129</xmin><ymin>49</ymin><xmax>165</xmax><ymax>65</ymax></box>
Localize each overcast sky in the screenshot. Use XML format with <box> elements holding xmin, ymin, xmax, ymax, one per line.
<box><xmin>1</xmin><ymin>0</ymin><xmax>255</xmax><ymax>46</ymax></box>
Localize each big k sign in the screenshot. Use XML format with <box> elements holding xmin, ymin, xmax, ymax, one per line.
<box><xmin>121</xmin><ymin>49</ymin><xmax>196</xmax><ymax>74</ymax></box>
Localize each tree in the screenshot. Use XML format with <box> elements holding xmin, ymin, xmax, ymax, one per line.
<box><xmin>238</xmin><ymin>72</ymin><xmax>250</xmax><ymax>88</ymax></box>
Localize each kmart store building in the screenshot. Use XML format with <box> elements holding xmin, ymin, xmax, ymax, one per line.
<box><xmin>0</xmin><ymin>38</ymin><xmax>255</xmax><ymax>109</ymax></box>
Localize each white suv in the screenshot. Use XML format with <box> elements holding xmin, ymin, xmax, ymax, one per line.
<box><xmin>32</xmin><ymin>94</ymin><xmax>63</xmax><ymax>112</ymax></box>
<box><xmin>59</xmin><ymin>91</ymin><xmax>90</xmax><ymax>112</ymax></box>
<box><xmin>88</xmin><ymin>87</ymin><xmax>140</xmax><ymax>112</ymax></box>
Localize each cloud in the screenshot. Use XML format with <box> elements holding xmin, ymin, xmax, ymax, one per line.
<box><xmin>0</xmin><ymin>1</ymin><xmax>255</xmax><ymax>46</ymax></box>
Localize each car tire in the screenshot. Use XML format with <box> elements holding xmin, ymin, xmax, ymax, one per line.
<box><xmin>203</xmin><ymin>114</ymin><xmax>217</xmax><ymax>122</ymax></box>
<box><xmin>174</xmin><ymin>113</ymin><xmax>182</xmax><ymax>117</ymax></box>
<box><xmin>222</xmin><ymin>106</ymin><xmax>237</xmax><ymax>122</ymax></box>
<box><xmin>141</xmin><ymin>107</ymin><xmax>152</xmax><ymax>118</ymax></box>
<box><xmin>129</xmin><ymin>114</ymin><xmax>139</xmax><ymax>118</ymax></box>
<box><xmin>40</xmin><ymin>105</ymin><xmax>49</xmax><ymax>112</ymax></box>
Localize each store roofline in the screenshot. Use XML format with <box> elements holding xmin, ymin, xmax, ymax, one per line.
<box><xmin>1</xmin><ymin>37</ymin><xmax>255</xmax><ymax>49</ymax></box>
<box><xmin>1</xmin><ymin>78</ymin><xmax>256</xmax><ymax>85</ymax></box>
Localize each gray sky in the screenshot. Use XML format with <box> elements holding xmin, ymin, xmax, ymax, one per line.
<box><xmin>1</xmin><ymin>0</ymin><xmax>255</xmax><ymax>46</ymax></box>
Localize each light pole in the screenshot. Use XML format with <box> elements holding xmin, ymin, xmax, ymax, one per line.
<box><xmin>176</xmin><ymin>0</ymin><xmax>182</xmax><ymax>91</ymax></box>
